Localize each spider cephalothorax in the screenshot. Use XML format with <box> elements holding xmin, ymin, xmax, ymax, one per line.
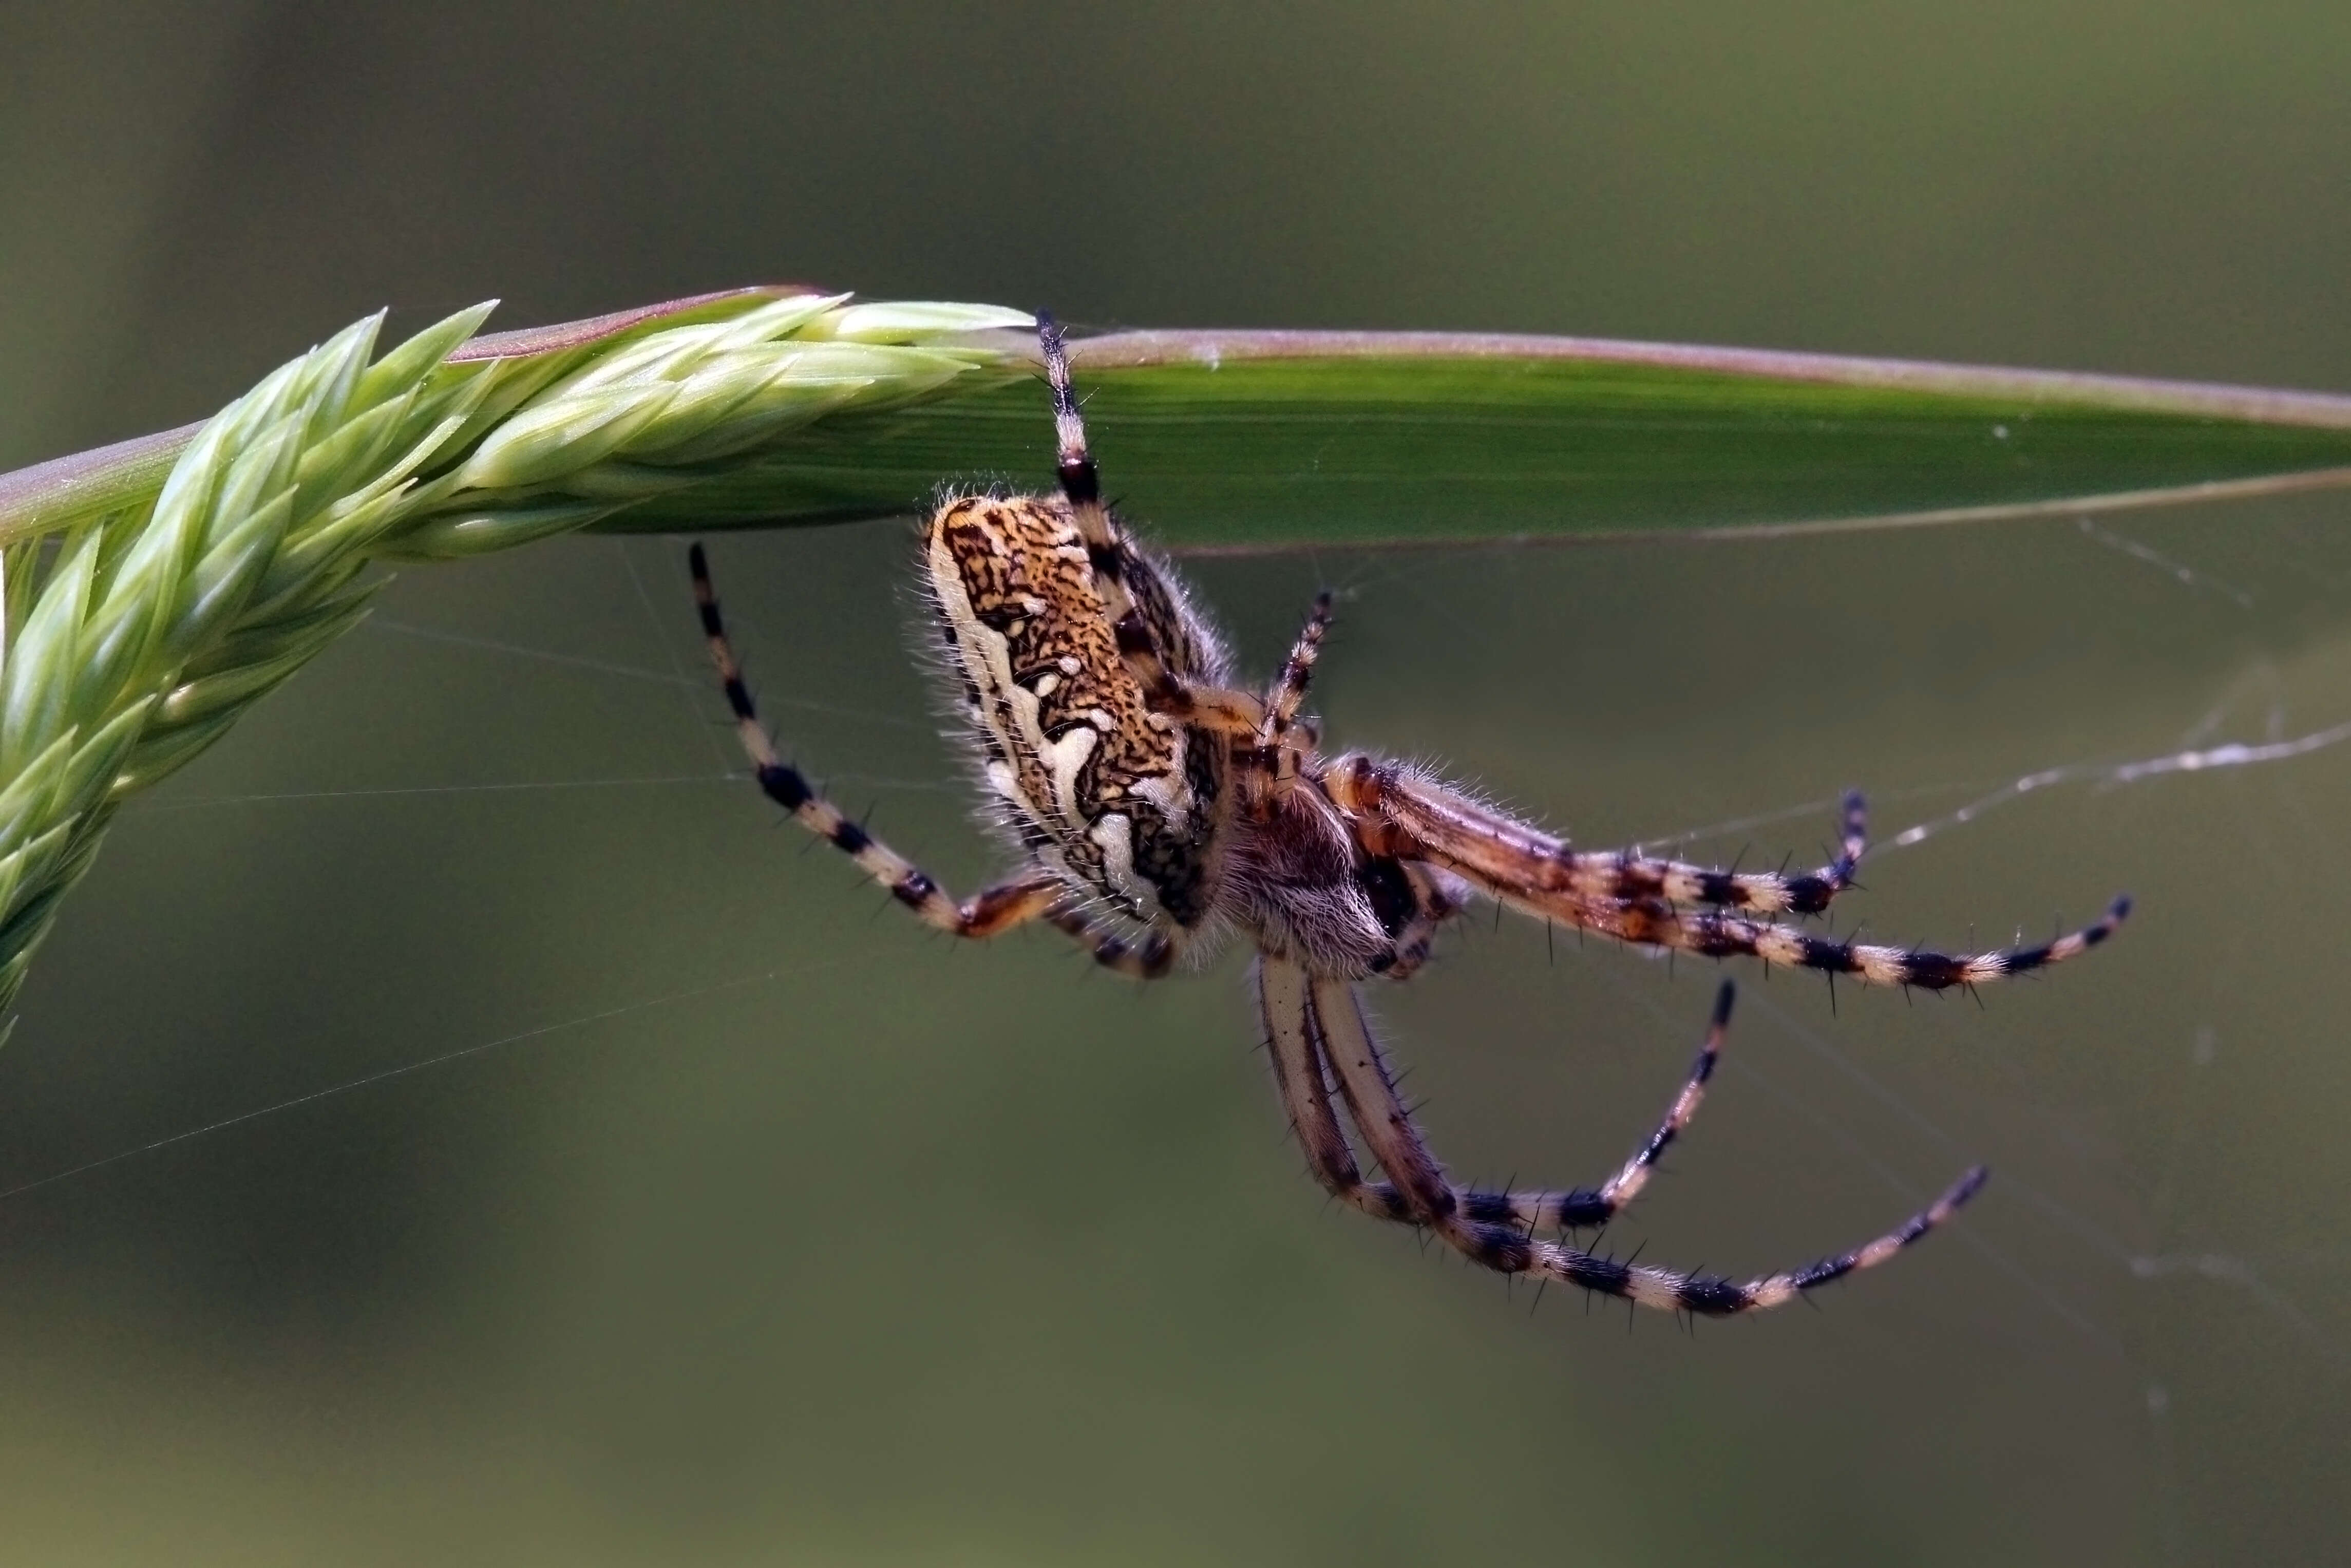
<box><xmin>690</xmin><ymin>317</ymin><xmax>2130</xmax><ymax>1318</ymax></box>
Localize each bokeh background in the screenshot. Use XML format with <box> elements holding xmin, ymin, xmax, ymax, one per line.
<box><xmin>3</xmin><ymin>4</ymin><xmax>2349</xmax><ymax>1562</ymax></box>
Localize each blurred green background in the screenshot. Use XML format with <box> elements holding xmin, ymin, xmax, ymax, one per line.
<box><xmin>4</xmin><ymin>4</ymin><xmax>2349</xmax><ymax>1563</ymax></box>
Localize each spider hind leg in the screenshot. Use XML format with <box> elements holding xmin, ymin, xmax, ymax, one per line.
<box><xmin>1257</xmin><ymin>956</ymin><xmax>1985</xmax><ymax>1314</ymax></box>
<box><xmin>1463</xmin><ymin>976</ymin><xmax>1735</xmax><ymax>1234</ymax></box>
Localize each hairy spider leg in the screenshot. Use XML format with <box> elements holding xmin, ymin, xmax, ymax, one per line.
<box><xmin>1039</xmin><ymin>315</ymin><xmax>1270</xmax><ymax>738</ymax></box>
<box><xmin>1259</xmin><ymin>955</ymin><xmax>1986</xmax><ymax>1315</ymax></box>
<box><xmin>1333</xmin><ymin>759</ymin><xmax>2131</xmax><ymax>988</ymax></box>
<box><xmin>1039</xmin><ymin>314</ymin><xmax>1115</xmax><ymax>553</ymax></box>
<box><xmin>1461</xmin><ymin>977</ymin><xmax>1736</xmax><ymax>1233</ymax></box>
<box><xmin>1273</xmin><ymin>974</ymin><xmax>1730</xmax><ymax>1230</ymax></box>
<box><xmin>1248</xmin><ymin>591</ymin><xmax>1336</xmax><ymax>810</ymax></box>
<box><xmin>1258</xmin><ymin>954</ymin><xmax>1373</xmax><ymax>1207</ymax></box>
<box><xmin>690</xmin><ymin>542</ymin><xmax>1173</xmax><ymax>978</ymax></box>
<box><xmin>1332</xmin><ymin>757</ymin><xmax>1869</xmax><ymax>917</ymax></box>
<box><xmin>1544</xmin><ymin>890</ymin><xmax>2130</xmax><ymax>992</ymax></box>
<box><xmin>1376</xmin><ymin>861</ymin><xmax>1469</xmax><ymax>982</ymax></box>
<box><xmin>1262</xmin><ymin>591</ymin><xmax>1334</xmax><ymax>741</ymax></box>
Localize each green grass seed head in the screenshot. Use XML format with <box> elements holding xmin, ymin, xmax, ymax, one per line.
<box><xmin>0</xmin><ymin>290</ymin><xmax>1028</xmax><ymax>1014</ymax></box>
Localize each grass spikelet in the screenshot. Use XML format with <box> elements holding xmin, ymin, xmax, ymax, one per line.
<box><xmin>0</xmin><ymin>290</ymin><xmax>1032</xmax><ymax>1013</ymax></box>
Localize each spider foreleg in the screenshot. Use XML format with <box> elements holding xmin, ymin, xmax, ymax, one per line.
<box><xmin>1040</xmin><ymin>316</ymin><xmax>1260</xmax><ymax>747</ymax></box>
<box><xmin>1325</xmin><ymin>758</ymin><xmax>2130</xmax><ymax>992</ymax></box>
<box><xmin>1547</xmin><ymin>891</ymin><xmax>2132</xmax><ymax>992</ymax></box>
<box><xmin>1325</xmin><ymin>756</ymin><xmax>1868</xmax><ymax>917</ymax></box>
<box><xmin>1247</xmin><ymin>591</ymin><xmax>1336</xmax><ymax>808</ymax></box>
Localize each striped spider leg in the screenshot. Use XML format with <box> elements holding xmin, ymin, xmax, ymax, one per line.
<box><xmin>1037</xmin><ymin>316</ymin><xmax>1280</xmax><ymax>744</ymax></box>
<box><xmin>1260</xmin><ymin>960</ymin><xmax>1986</xmax><ymax>1316</ymax></box>
<box><xmin>1244</xmin><ymin>590</ymin><xmax>1335</xmax><ymax>816</ymax></box>
<box><xmin>1325</xmin><ymin>755</ymin><xmax>2130</xmax><ymax>992</ymax></box>
<box><xmin>689</xmin><ymin>544</ymin><xmax>1176</xmax><ymax>978</ymax></box>
<box><xmin>1271</xmin><ymin>973</ymin><xmax>1742</xmax><ymax>1236</ymax></box>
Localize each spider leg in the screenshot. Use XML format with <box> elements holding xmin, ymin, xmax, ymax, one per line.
<box><xmin>1263</xmin><ymin>592</ymin><xmax>1334</xmax><ymax>743</ymax></box>
<box><xmin>690</xmin><ymin>543</ymin><xmax>1173</xmax><ymax>978</ymax></box>
<box><xmin>1378</xmin><ymin>861</ymin><xmax>1471</xmax><ymax>981</ymax></box>
<box><xmin>1129</xmin><ymin>665</ymin><xmax>1268</xmax><ymax>734</ymax></box>
<box><xmin>1040</xmin><ymin>314</ymin><xmax>1115</xmax><ymax>553</ymax></box>
<box><xmin>1547</xmin><ymin>890</ymin><xmax>2129</xmax><ymax>992</ymax></box>
<box><xmin>1463</xmin><ymin>978</ymin><xmax>1736</xmax><ymax>1233</ymax></box>
<box><xmin>1231</xmin><ymin>591</ymin><xmax>1338</xmax><ymax>819</ymax></box>
<box><xmin>1267</xmin><ymin>958</ymin><xmax>1986</xmax><ymax>1315</ymax></box>
<box><xmin>1261</xmin><ymin>957</ymin><xmax>1727</xmax><ymax>1230</ymax></box>
<box><xmin>1329</xmin><ymin>756</ymin><xmax>2129</xmax><ymax>990</ymax></box>
<box><xmin>1040</xmin><ymin>315</ymin><xmax>1270</xmax><ymax>736</ymax></box>
<box><xmin>1258</xmin><ymin>953</ymin><xmax>1374</xmax><ymax>1204</ymax></box>
<box><xmin>1328</xmin><ymin>755</ymin><xmax>1867</xmax><ymax>916</ymax></box>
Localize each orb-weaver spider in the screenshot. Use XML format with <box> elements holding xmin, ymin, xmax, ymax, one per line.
<box><xmin>688</xmin><ymin>318</ymin><xmax>2128</xmax><ymax>1317</ymax></box>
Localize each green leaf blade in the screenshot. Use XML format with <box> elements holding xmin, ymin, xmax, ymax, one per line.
<box><xmin>603</xmin><ymin>331</ymin><xmax>2351</xmax><ymax>550</ymax></box>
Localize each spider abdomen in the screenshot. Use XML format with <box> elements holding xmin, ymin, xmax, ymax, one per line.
<box><xmin>924</xmin><ymin>492</ymin><xmax>1230</xmax><ymax>930</ymax></box>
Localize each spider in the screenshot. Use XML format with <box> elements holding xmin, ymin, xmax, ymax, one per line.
<box><xmin>687</xmin><ymin>317</ymin><xmax>2131</xmax><ymax>1319</ymax></box>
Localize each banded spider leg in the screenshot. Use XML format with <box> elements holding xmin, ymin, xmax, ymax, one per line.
<box><xmin>690</xmin><ymin>543</ymin><xmax>1176</xmax><ymax>978</ymax></box>
<box><xmin>1327</xmin><ymin>757</ymin><xmax>2130</xmax><ymax>991</ymax></box>
<box><xmin>1259</xmin><ymin>959</ymin><xmax>1985</xmax><ymax>1315</ymax></box>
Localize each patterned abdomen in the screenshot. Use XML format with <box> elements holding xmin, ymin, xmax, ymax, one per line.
<box><xmin>923</xmin><ymin>494</ymin><xmax>1229</xmax><ymax>929</ymax></box>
